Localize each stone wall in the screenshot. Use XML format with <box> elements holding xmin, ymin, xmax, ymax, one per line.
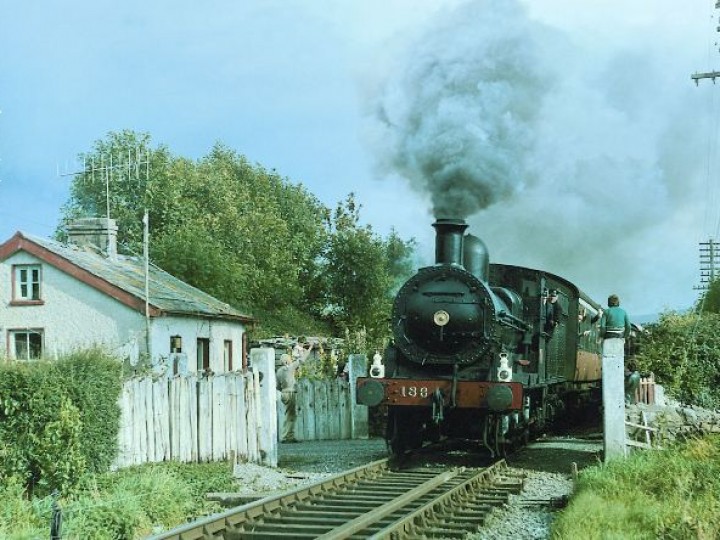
<box><xmin>626</xmin><ymin>400</ymin><xmax>720</xmax><ymax>448</ymax></box>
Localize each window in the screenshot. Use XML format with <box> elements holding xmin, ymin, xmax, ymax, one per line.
<box><xmin>170</xmin><ymin>335</ymin><xmax>183</xmax><ymax>353</ymax></box>
<box><xmin>13</xmin><ymin>265</ymin><xmax>42</xmax><ymax>302</ymax></box>
<box><xmin>224</xmin><ymin>340</ymin><xmax>233</xmax><ymax>371</ymax></box>
<box><xmin>197</xmin><ymin>338</ymin><xmax>210</xmax><ymax>372</ymax></box>
<box><xmin>11</xmin><ymin>329</ymin><xmax>43</xmax><ymax>360</ymax></box>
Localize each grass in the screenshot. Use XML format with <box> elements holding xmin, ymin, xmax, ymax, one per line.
<box><xmin>0</xmin><ymin>461</ymin><xmax>238</xmax><ymax>540</ymax></box>
<box><xmin>6</xmin><ymin>437</ymin><xmax>720</xmax><ymax>538</ymax></box>
<box><xmin>552</xmin><ymin>435</ymin><xmax>720</xmax><ymax>539</ymax></box>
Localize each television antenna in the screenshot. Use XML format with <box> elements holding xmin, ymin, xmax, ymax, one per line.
<box><xmin>58</xmin><ymin>148</ymin><xmax>150</xmax><ymax>249</ymax></box>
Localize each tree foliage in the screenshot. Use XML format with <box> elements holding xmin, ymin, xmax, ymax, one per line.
<box><xmin>58</xmin><ymin>130</ymin><xmax>415</xmax><ymax>342</ymax></box>
<box><xmin>313</xmin><ymin>194</ymin><xmax>415</xmax><ymax>348</ymax></box>
<box><xmin>636</xmin><ymin>311</ymin><xmax>720</xmax><ymax>409</ymax></box>
<box><xmin>697</xmin><ymin>277</ymin><xmax>720</xmax><ymax>314</ymax></box>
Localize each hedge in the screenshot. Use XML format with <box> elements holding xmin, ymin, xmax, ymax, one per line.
<box><xmin>0</xmin><ymin>349</ymin><xmax>122</xmax><ymax>496</ymax></box>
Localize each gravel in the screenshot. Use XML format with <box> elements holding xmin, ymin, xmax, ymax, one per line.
<box><xmin>231</xmin><ymin>438</ymin><xmax>387</xmax><ymax>496</ymax></box>
<box><xmin>469</xmin><ymin>434</ymin><xmax>602</xmax><ymax>540</ymax></box>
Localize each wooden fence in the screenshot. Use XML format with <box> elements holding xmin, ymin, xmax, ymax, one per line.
<box><xmin>636</xmin><ymin>373</ymin><xmax>655</xmax><ymax>405</ymax></box>
<box><xmin>115</xmin><ymin>371</ymin><xmax>269</xmax><ymax>468</ymax></box>
<box><xmin>276</xmin><ymin>354</ymin><xmax>369</xmax><ymax>442</ymax></box>
<box><xmin>278</xmin><ymin>378</ymin><xmax>353</xmax><ymax>441</ymax></box>
<box><xmin>115</xmin><ymin>352</ymin><xmax>369</xmax><ymax>468</ymax></box>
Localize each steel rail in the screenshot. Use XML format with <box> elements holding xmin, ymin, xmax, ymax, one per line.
<box><xmin>315</xmin><ymin>469</ymin><xmax>459</xmax><ymax>539</ymax></box>
<box><xmin>367</xmin><ymin>459</ymin><xmax>522</xmax><ymax>539</ymax></box>
<box><xmin>147</xmin><ymin>458</ymin><xmax>391</xmax><ymax>540</ymax></box>
<box><xmin>147</xmin><ymin>458</ymin><xmax>522</xmax><ymax>540</ymax></box>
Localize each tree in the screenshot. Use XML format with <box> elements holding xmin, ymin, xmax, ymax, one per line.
<box><xmin>318</xmin><ymin>194</ymin><xmax>415</xmax><ymax>348</ymax></box>
<box><xmin>697</xmin><ymin>277</ymin><xmax>720</xmax><ymax>314</ymax></box>
<box><xmin>636</xmin><ymin>311</ymin><xmax>720</xmax><ymax>409</ymax></box>
<box><xmin>59</xmin><ymin>131</ymin><xmax>415</xmax><ymax>340</ymax></box>
<box><xmin>59</xmin><ymin>133</ymin><xmax>330</xmax><ymax>323</ymax></box>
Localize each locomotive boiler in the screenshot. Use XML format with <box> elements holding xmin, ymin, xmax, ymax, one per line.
<box><xmin>356</xmin><ymin>218</ymin><xmax>603</xmax><ymax>457</ymax></box>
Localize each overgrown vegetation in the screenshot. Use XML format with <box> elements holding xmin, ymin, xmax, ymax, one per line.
<box><xmin>635</xmin><ymin>311</ymin><xmax>720</xmax><ymax>409</ymax></box>
<box><xmin>554</xmin><ymin>305</ymin><xmax>720</xmax><ymax>538</ymax></box>
<box><xmin>0</xmin><ymin>350</ymin><xmax>122</xmax><ymax>497</ymax></box>
<box><xmin>58</xmin><ymin>130</ymin><xmax>416</xmax><ymax>347</ymax></box>
<box><xmin>552</xmin><ymin>435</ymin><xmax>720</xmax><ymax>539</ymax></box>
<box><xmin>0</xmin><ymin>461</ymin><xmax>236</xmax><ymax>539</ymax></box>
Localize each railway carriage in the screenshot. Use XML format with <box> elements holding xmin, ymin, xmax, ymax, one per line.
<box><xmin>356</xmin><ymin>218</ymin><xmax>603</xmax><ymax>457</ymax></box>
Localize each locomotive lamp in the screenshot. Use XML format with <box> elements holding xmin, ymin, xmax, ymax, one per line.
<box><xmin>497</xmin><ymin>353</ymin><xmax>513</xmax><ymax>382</ymax></box>
<box><xmin>369</xmin><ymin>351</ymin><xmax>385</xmax><ymax>378</ymax></box>
<box><xmin>433</xmin><ymin>309</ymin><xmax>450</xmax><ymax>326</ymax></box>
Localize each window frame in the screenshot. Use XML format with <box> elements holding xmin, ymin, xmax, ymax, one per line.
<box><xmin>11</xmin><ymin>264</ymin><xmax>44</xmax><ymax>305</ymax></box>
<box><xmin>197</xmin><ymin>338</ymin><xmax>210</xmax><ymax>372</ymax></box>
<box><xmin>223</xmin><ymin>340</ymin><xmax>233</xmax><ymax>372</ymax></box>
<box><xmin>9</xmin><ymin>328</ymin><xmax>44</xmax><ymax>360</ymax></box>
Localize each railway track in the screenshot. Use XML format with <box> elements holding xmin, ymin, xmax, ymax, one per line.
<box><xmin>148</xmin><ymin>458</ymin><xmax>524</xmax><ymax>539</ymax></box>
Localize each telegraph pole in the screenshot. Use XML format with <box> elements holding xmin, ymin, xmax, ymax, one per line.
<box><xmin>693</xmin><ymin>3</ymin><xmax>720</xmax><ymax>293</ymax></box>
<box><xmin>692</xmin><ymin>1</ymin><xmax>720</xmax><ymax>84</ymax></box>
<box><xmin>695</xmin><ymin>239</ymin><xmax>720</xmax><ymax>291</ymax></box>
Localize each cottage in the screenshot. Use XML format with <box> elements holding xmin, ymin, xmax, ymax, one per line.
<box><xmin>0</xmin><ymin>218</ymin><xmax>254</xmax><ymax>373</ymax></box>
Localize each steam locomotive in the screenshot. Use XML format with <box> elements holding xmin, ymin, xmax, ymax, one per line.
<box><xmin>356</xmin><ymin>218</ymin><xmax>603</xmax><ymax>457</ymax></box>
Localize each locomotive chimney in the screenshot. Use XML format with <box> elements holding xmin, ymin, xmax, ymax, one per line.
<box><xmin>463</xmin><ymin>234</ymin><xmax>490</xmax><ymax>281</ymax></box>
<box><xmin>432</xmin><ymin>218</ymin><xmax>468</xmax><ymax>265</ymax></box>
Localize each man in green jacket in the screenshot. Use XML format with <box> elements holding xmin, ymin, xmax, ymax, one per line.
<box><xmin>600</xmin><ymin>294</ymin><xmax>631</xmax><ymax>350</ymax></box>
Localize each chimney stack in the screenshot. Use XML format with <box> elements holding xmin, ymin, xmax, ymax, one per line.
<box><xmin>66</xmin><ymin>217</ymin><xmax>118</xmax><ymax>257</ymax></box>
<box><xmin>432</xmin><ymin>218</ymin><xmax>468</xmax><ymax>266</ymax></box>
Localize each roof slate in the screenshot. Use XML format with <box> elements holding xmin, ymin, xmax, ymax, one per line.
<box><xmin>16</xmin><ymin>233</ymin><xmax>253</xmax><ymax>322</ymax></box>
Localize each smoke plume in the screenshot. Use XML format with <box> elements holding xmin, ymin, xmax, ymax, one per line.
<box><xmin>365</xmin><ymin>0</ymin><xmax>706</xmax><ymax>315</ymax></box>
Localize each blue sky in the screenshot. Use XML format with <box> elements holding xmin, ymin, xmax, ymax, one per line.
<box><xmin>1</xmin><ymin>0</ymin><xmax>718</xmax><ymax>317</ymax></box>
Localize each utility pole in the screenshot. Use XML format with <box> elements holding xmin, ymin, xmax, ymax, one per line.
<box><xmin>692</xmin><ymin>1</ymin><xmax>720</xmax><ymax>85</ymax></box>
<box><xmin>695</xmin><ymin>239</ymin><xmax>720</xmax><ymax>291</ymax></box>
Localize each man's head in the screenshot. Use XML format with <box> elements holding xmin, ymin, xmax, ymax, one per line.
<box><xmin>608</xmin><ymin>294</ymin><xmax>620</xmax><ymax>307</ymax></box>
<box><xmin>549</xmin><ymin>289</ymin><xmax>559</xmax><ymax>302</ymax></box>
<box><xmin>280</xmin><ymin>353</ymin><xmax>292</xmax><ymax>365</ymax></box>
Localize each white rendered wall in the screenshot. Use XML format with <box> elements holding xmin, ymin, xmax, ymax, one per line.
<box><xmin>150</xmin><ymin>315</ymin><xmax>245</xmax><ymax>373</ymax></box>
<box><xmin>0</xmin><ymin>252</ymin><xmax>245</xmax><ymax>372</ymax></box>
<box><xmin>1</xmin><ymin>251</ymin><xmax>142</xmax><ymax>361</ymax></box>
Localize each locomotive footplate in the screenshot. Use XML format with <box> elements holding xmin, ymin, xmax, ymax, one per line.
<box><xmin>357</xmin><ymin>377</ymin><xmax>523</xmax><ymax>410</ymax></box>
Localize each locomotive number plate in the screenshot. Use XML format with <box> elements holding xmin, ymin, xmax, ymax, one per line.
<box><xmin>398</xmin><ymin>385</ymin><xmax>432</xmax><ymax>398</ymax></box>
<box><xmin>362</xmin><ymin>379</ymin><xmax>523</xmax><ymax>409</ymax></box>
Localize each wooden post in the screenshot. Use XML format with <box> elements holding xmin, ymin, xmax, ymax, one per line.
<box><xmin>602</xmin><ymin>340</ymin><xmax>626</xmax><ymax>461</ymax></box>
<box><xmin>250</xmin><ymin>347</ymin><xmax>278</xmax><ymax>467</ymax></box>
<box><xmin>348</xmin><ymin>354</ymin><xmax>369</xmax><ymax>439</ymax></box>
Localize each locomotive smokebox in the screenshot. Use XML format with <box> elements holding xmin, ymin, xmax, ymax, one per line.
<box><xmin>433</xmin><ymin>218</ymin><xmax>468</xmax><ymax>266</ymax></box>
<box><xmin>463</xmin><ymin>234</ymin><xmax>490</xmax><ymax>282</ymax></box>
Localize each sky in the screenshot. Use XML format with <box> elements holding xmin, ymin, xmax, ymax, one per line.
<box><xmin>1</xmin><ymin>0</ymin><xmax>719</xmax><ymax>318</ymax></box>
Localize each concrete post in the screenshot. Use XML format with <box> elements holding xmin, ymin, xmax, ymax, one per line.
<box><xmin>250</xmin><ymin>348</ymin><xmax>278</xmax><ymax>467</ymax></box>
<box><xmin>602</xmin><ymin>339</ymin><xmax>626</xmax><ymax>461</ymax></box>
<box><xmin>347</xmin><ymin>354</ymin><xmax>369</xmax><ymax>439</ymax></box>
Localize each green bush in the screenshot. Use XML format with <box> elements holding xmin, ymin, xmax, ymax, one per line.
<box><xmin>0</xmin><ymin>349</ymin><xmax>122</xmax><ymax>496</ymax></box>
<box><xmin>53</xmin><ymin>350</ymin><xmax>123</xmax><ymax>472</ymax></box>
<box><xmin>636</xmin><ymin>312</ymin><xmax>720</xmax><ymax>408</ymax></box>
